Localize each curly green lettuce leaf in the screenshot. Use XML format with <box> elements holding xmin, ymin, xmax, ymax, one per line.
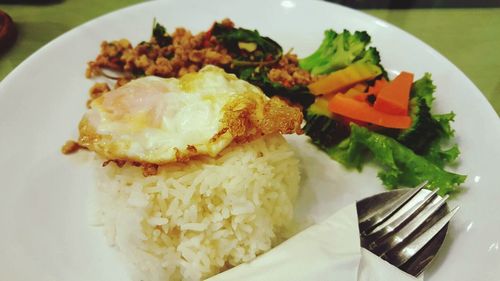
<box><xmin>329</xmin><ymin>124</ymin><xmax>466</xmax><ymax>195</ymax></box>
<box><xmin>326</xmin><ymin>134</ymin><xmax>367</xmax><ymax>170</ymax></box>
<box><xmin>433</xmin><ymin>112</ymin><xmax>456</xmax><ymax>137</ymax></box>
<box><xmin>424</xmin><ymin>143</ymin><xmax>460</xmax><ymax>168</ymax></box>
<box><xmin>410</xmin><ymin>72</ymin><xmax>435</xmax><ymax>107</ymax></box>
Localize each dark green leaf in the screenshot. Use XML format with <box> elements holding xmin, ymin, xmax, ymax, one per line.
<box><xmin>212</xmin><ymin>23</ymin><xmax>282</xmax><ymax>67</ymax></box>
<box><xmin>152</xmin><ymin>21</ymin><xmax>172</xmax><ymax>47</ymax></box>
<box><xmin>303</xmin><ymin>114</ymin><xmax>350</xmax><ymax>149</ymax></box>
<box><xmin>236</xmin><ymin>67</ymin><xmax>315</xmax><ymax>109</ymax></box>
<box><xmin>397</xmin><ymin>74</ymin><xmax>457</xmax><ymax>163</ymax></box>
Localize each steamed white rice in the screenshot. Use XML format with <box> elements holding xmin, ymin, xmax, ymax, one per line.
<box><xmin>93</xmin><ymin>133</ymin><xmax>300</xmax><ymax>281</ymax></box>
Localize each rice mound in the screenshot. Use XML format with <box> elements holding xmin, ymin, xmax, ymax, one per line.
<box><xmin>94</xmin><ymin>133</ymin><xmax>300</xmax><ymax>281</ymax></box>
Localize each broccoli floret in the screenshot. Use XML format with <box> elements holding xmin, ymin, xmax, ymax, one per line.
<box><xmin>299</xmin><ymin>30</ymin><xmax>371</xmax><ymax>75</ymax></box>
<box><xmin>356</xmin><ymin>47</ymin><xmax>381</xmax><ymax>65</ymax></box>
<box><xmin>298</xmin><ymin>30</ymin><xmax>338</xmax><ymax>73</ymax></box>
<box><xmin>355</xmin><ymin>47</ymin><xmax>389</xmax><ymax>79</ymax></box>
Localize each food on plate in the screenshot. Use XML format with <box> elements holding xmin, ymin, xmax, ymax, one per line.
<box><xmin>79</xmin><ymin>66</ymin><xmax>302</xmax><ymax>166</ymax></box>
<box><xmin>307</xmin><ymin>60</ymin><xmax>382</xmax><ymax>96</ymax></box>
<box><xmin>86</xmin><ymin>21</ymin><xmax>232</xmax><ymax>82</ymax></box>
<box><xmin>85</xmin><ymin>19</ymin><xmax>316</xmax><ymax>109</ymax></box>
<box><xmin>372</xmin><ymin>71</ymin><xmax>413</xmax><ymax>115</ymax></box>
<box><xmin>70</xmin><ymin>66</ymin><xmax>302</xmax><ymax>280</ymax></box>
<box><xmin>329</xmin><ymin>124</ymin><xmax>465</xmax><ymax>195</ymax></box>
<box><xmin>95</xmin><ymin>133</ymin><xmax>300</xmax><ymax>281</ymax></box>
<box><xmin>82</xmin><ymin>19</ymin><xmax>466</xmax><ymax>195</ymax></box>
<box><xmin>63</xmin><ymin>17</ymin><xmax>469</xmax><ymax>281</ymax></box>
<box><xmin>304</xmin><ymin>71</ymin><xmax>466</xmax><ymax>195</ymax></box>
<box><xmin>297</xmin><ymin>32</ymin><xmax>465</xmax><ymax>195</ymax></box>
<box><xmin>298</xmin><ymin>29</ymin><xmax>377</xmax><ymax>76</ymax></box>
<box><xmin>327</xmin><ymin>94</ymin><xmax>412</xmax><ymax>129</ymax></box>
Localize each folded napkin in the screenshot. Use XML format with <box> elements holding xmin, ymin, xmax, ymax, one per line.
<box><xmin>207</xmin><ymin>204</ymin><xmax>423</xmax><ymax>281</ymax></box>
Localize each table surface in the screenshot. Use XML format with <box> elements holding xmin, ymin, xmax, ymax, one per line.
<box><xmin>1</xmin><ymin>0</ymin><xmax>499</xmax><ymax>114</ymax></box>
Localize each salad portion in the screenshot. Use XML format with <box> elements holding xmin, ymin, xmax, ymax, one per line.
<box><xmin>210</xmin><ymin>22</ymin><xmax>465</xmax><ymax>195</ymax></box>
<box><xmin>85</xmin><ymin>19</ymin><xmax>466</xmax><ymax>195</ymax></box>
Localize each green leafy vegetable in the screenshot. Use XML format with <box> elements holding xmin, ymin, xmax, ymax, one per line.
<box><xmin>326</xmin><ymin>131</ymin><xmax>367</xmax><ymax>170</ymax></box>
<box><xmin>303</xmin><ymin>113</ymin><xmax>350</xmax><ymax>149</ymax></box>
<box><xmin>152</xmin><ymin>21</ymin><xmax>172</xmax><ymax>47</ymax></box>
<box><xmin>210</xmin><ymin>21</ymin><xmax>315</xmax><ymax>108</ymax></box>
<box><xmin>397</xmin><ymin>74</ymin><xmax>458</xmax><ymax>162</ymax></box>
<box><xmin>211</xmin><ymin>23</ymin><xmax>282</xmax><ymax>67</ymax></box>
<box><xmin>397</xmin><ymin>98</ymin><xmax>441</xmax><ymax>154</ymax></box>
<box><xmin>303</xmin><ymin>98</ymin><xmax>350</xmax><ymax>147</ymax></box>
<box><xmin>303</xmin><ymin>72</ymin><xmax>465</xmax><ymax>194</ymax></box>
<box><xmin>410</xmin><ymin>72</ymin><xmax>435</xmax><ymax>107</ymax></box>
<box><xmin>298</xmin><ymin>29</ymin><xmax>374</xmax><ymax>75</ymax></box>
<box><xmin>329</xmin><ymin>125</ymin><xmax>466</xmax><ymax>195</ymax></box>
<box><xmin>424</xmin><ymin>143</ymin><xmax>460</xmax><ymax>168</ymax></box>
<box><xmin>238</xmin><ymin>67</ymin><xmax>315</xmax><ymax>109</ymax></box>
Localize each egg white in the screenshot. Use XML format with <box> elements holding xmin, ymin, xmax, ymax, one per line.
<box><xmin>78</xmin><ymin>66</ymin><xmax>271</xmax><ymax>164</ymax></box>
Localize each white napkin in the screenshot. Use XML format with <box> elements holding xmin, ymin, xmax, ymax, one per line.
<box><xmin>207</xmin><ymin>204</ymin><xmax>423</xmax><ymax>281</ymax></box>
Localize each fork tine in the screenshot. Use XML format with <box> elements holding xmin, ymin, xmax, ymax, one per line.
<box><xmin>359</xmin><ymin>181</ymin><xmax>427</xmax><ymax>235</ymax></box>
<box><xmin>381</xmin><ymin>206</ymin><xmax>460</xmax><ymax>267</ymax></box>
<box><xmin>365</xmin><ymin>187</ymin><xmax>438</xmax><ymax>239</ymax></box>
<box><xmin>369</xmin><ymin>194</ymin><xmax>450</xmax><ymax>254</ymax></box>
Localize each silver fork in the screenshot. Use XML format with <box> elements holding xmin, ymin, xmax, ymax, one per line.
<box><xmin>356</xmin><ymin>182</ymin><xmax>459</xmax><ymax>277</ymax></box>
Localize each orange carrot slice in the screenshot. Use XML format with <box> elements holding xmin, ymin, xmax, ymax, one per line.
<box><xmin>328</xmin><ymin>94</ymin><xmax>412</xmax><ymax>129</ymax></box>
<box><xmin>343</xmin><ymin>88</ymin><xmax>367</xmax><ymax>102</ymax></box>
<box><xmin>353</xmin><ymin>94</ymin><xmax>368</xmax><ymax>102</ymax></box>
<box><xmin>367</xmin><ymin>78</ymin><xmax>388</xmax><ymax>96</ymax></box>
<box><xmin>373</xmin><ymin>72</ymin><xmax>413</xmax><ymax>115</ymax></box>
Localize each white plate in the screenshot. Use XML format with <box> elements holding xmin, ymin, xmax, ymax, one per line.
<box><xmin>0</xmin><ymin>0</ymin><xmax>499</xmax><ymax>280</ymax></box>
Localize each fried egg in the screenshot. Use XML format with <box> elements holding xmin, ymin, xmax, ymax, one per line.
<box><xmin>78</xmin><ymin>66</ymin><xmax>302</xmax><ymax>164</ymax></box>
